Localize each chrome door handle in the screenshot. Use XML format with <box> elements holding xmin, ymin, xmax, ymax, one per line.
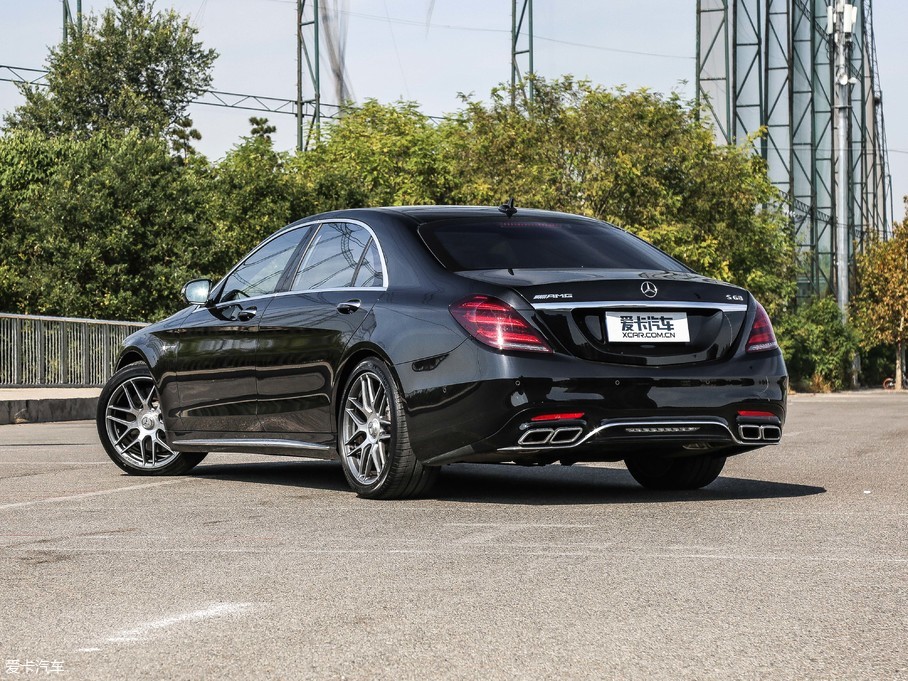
<box><xmin>336</xmin><ymin>299</ymin><xmax>361</xmax><ymax>314</ymax></box>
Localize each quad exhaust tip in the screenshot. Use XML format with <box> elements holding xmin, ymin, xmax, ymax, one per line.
<box><xmin>738</xmin><ymin>424</ymin><xmax>781</xmax><ymax>443</ymax></box>
<box><xmin>518</xmin><ymin>427</ymin><xmax>583</xmax><ymax>447</ymax></box>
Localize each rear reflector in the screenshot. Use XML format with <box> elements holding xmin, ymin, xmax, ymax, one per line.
<box><xmin>738</xmin><ymin>410</ymin><xmax>776</xmax><ymax>418</ymax></box>
<box><xmin>745</xmin><ymin>302</ymin><xmax>779</xmax><ymax>353</ymax></box>
<box><xmin>450</xmin><ymin>295</ymin><xmax>552</xmax><ymax>353</ymax></box>
<box><xmin>530</xmin><ymin>412</ymin><xmax>585</xmax><ymax>421</ymax></box>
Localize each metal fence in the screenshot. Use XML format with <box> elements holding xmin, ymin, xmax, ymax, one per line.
<box><xmin>0</xmin><ymin>313</ymin><xmax>147</xmax><ymax>388</ymax></box>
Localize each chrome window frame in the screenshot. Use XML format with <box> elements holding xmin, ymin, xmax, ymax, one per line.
<box><xmin>206</xmin><ymin>218</ymin><xmax>388</xmax><ymax>311</ymax></box>
<box><xmin>289</xmin><ymin>219</ymin><xmax>388</xmax><ymax>294</ymax></box>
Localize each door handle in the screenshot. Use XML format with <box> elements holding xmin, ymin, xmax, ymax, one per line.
<box><xmin>336</xmin><ymin>299</ymin><xmax>362</xmax><ymax>314</ymax></box>
<box><xmin>237</xmin><ymin>306</ymin><xmax>257</xmax><ymax>321</ymax></box>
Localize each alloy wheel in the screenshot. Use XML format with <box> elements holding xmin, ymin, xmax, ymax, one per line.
<box><xmin>341</xmin><ymin>371</ymin><xmax>392</xmax><ymax>485</ymax></box>
<box><xmin>103</xmin><ymin>376</ymin><xmax>178</xmax><ymax>470</ymax></box>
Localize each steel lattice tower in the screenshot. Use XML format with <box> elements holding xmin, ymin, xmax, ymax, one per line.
<box><xmin>696</xmin><ymin>0</ymin><xmax>891</xmax><ymax>302</ymax></box>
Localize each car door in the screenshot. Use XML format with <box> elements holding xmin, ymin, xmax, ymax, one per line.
<box><xmin>256</xmin><ymin>221</ymin><xmax>386</xmax><ymax>437</ymax></box>
<box><xmin>171</xmin><ymin>226</ymin><xmax>312</xmax><ymax>434</ymax></box>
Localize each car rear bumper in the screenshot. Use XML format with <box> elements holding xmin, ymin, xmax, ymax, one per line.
<box><xmin>396</xmin><ymin>340</ymin><xmax>788</xmax><ymax>465</ymax></box>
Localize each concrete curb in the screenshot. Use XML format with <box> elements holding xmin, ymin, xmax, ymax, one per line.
<box><xmin>0</xmin><ymin>391</ymin><xmax>100</xmax><ymax>425</ymax></box>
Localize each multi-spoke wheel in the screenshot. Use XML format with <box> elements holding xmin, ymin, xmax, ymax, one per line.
<box><xmin>338</xmin><ymin>359</ymin><xmax>438</xmax><ymax>499</ymax></box>
<box><xmin>97</xmin><ymin>363</ymin><xmax>206</xmax><ymax>476</ymax></box>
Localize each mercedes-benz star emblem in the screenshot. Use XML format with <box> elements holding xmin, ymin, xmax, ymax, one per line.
<box><xmin>641</xmin><ymin>281</ymin><xmax>658</xmax><ymax>298</ymax></box>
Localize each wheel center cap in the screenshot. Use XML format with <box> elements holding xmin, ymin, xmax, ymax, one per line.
<box><xmin>367</xmin><ymin>419</ymin><xmax>381</xmax><ymax>439</ymax></box>
<box><xmin>141</xmin><ymin>414</ymin><xmax>156</xmax><ymax>430</ymax></box>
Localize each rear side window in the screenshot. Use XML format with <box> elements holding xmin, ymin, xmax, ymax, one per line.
<box><xmin>418</xmin><ymin>218</ymin><xmax>687</xmax><ymax>272</ymax></box>
<box><xmin>353</xmin><ymin>239</ymin><xmax>384</xmax><ymax>287</ymax></box>
<box><xmin>293</xmin><ymin>222</ymin><xmax>372</xmax><ymax>291</ymax></box>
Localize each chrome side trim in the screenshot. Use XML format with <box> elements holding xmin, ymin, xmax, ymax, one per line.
<box><xmin>532</xmin><ymin>301</ymin><xmax>748</xmax><ymax>312</ymax></box>
<box><xmin>500</xmin><ymin>418</ymin><xmax>772</xmax><ymax>451</ymax></box>
<box><xmin>172</xmin><ymin>438</ymin><xmax>331</xmax><ymax>451</ymax></box>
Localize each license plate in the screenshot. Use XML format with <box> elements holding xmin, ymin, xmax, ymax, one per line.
<box><xmin>605</xmin><ymin>311</ymin><xmax>690</xmax><ymax>343</ymax></box>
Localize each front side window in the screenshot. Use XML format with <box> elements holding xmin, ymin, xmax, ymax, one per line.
<box><xmin>220</xmin><ymin>226</ymin><xmax>311</xmax><ymax>302</ymax></box>
<box><xmin>292</xmin><ymin>222</ymin><xmax>373</xmax><ymax>291</ymax></box>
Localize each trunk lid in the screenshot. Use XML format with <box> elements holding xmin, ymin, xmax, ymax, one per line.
<box><xmin>458</xmin><ymin>269</ymin><xmax>750</xmax><ymax>366</ymax></box>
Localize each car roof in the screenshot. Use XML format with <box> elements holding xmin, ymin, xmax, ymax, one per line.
<box><xmin>301</xmin><ymin>205</ymin><xmax>600</xmax><ymax>228</ymax></box>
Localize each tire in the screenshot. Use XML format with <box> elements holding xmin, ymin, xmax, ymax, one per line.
<box><xmin>337</xmin><ymin>358</ymin><xmax>438</xmax><ymax>499</ymax></box>
<box><xmin>624</xmin><ymin>453</ymin><xmax>726</xmax><ymax>490</ymax></box>
<box><xmin>96</xmin><ymin>362</ymin><xmax>206</xmax><ymax>476</ymax></box>
<box><xmin>883</xmin><ymin>377</ymin><xmax>895</xmax><ymax>390</ymax></box>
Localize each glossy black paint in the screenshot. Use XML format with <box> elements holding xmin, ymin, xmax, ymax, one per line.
<box><xmin>116</xmin><ymin>206</ymin><xmax>788</xmax><ymax>464</ymax></box>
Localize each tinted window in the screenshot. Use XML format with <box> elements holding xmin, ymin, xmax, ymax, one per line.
<box><xmin>353</xmin><ymin>239</ymin><xmax>384</xmax><ymax>287</ymax></box>
<box><xmin>418</xmin><ymin>218</ymin><xmax>687</xmax><ymax>272</ymax></box>
<box><xmin>293</xmin><ymin>222</ymin><xmax>371</xmax><ymax>291</ymax></box>
<box><xmin>220</xmin><ymin>227</ymin><xmax>311</xmax><ymax>302</ymax></box>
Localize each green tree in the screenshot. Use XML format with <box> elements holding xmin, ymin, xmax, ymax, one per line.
<box><xmin>0</xmin><ymin>130</ymin><xmax>211</xmax><ymax>320</ymax></box>
<box><xmin>439</xmin><ymin>77</ymin><xmax>797</xmax><ymax>315</ymax></box>
<box><xmin>206</xmin><ymin>130</ymin><xmax>297</xmax><ymax>272</ymax></box>
<box><xmin>851</xmin><ymin>215</ymin><xmax>908</xmax><ymax>389</ymax></box>
<box><xmin>776</xmin><ymin>297</ymin><xmax>857</xmax><ymax>392</ymax></box>
<box><xmin>4</xmin><ymin>0</ymin><xmax>216</xmax><ymax>146</ymax></box>
<box><xmin>295</xmin><ymin>100</ymin><xmax>452</xmax><ymax>208</ymax></box>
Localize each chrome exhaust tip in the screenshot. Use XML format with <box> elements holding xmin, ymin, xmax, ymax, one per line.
<box><xmin>550</xmin><ymin>427</ymin><xmax>582</xmax><ymax>445</ymax></box>
<box><xmin>760</xmin><ymin>425</ymin><xmax>782</xmax><ymax>442</ymax></box>
<box><xmin>518</xmin><ymin>428</ymin><xmax>554</xmax><ymax>446</ymax></box>
<box><xmin>517</xmin><ymin>426</ymin><xmax>583</xmax><ymax>447</ymax></box>
<box><xmin>739</xmin><ymin>424</ymin><xmax>763</xmax><ymax>441</ymax></box>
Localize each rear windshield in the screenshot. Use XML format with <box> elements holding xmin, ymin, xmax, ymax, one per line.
<box><xmin>418</xmin><ymin>217</ymin><xmax>687</xmax><ymax>272</ymax></box>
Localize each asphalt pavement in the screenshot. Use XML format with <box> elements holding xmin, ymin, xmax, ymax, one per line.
<box><xmin>0</xmin><ymin>392</ymin><xmax>905</xmax><ymax>680</ymax></box>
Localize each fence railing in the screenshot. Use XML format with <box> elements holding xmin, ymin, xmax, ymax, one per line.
<box><xmin>0</xmin><ymin>313</ymin><xmax>148</xmax><ymax>388</ymax></box>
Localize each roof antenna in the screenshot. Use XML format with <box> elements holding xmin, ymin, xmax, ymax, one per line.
<box><xmin>498</xmin><ymin>197</ymin><xmax>517</xmax><ymax>217</ymax></box>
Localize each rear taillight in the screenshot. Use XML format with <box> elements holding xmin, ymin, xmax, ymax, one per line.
<box><xmin>450</xmin><ymin>295</ymin><xmax>552</xmax><ymax>353</ymax></box>
<box><xmin>745</xmin><ymin>303</ymin><xmax>778</xmax><ymax>353</ymax></box>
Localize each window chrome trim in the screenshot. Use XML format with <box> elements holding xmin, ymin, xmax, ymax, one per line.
<box><xmin>208</xmin><ymin>218</ymin><xmax>388</xmax><ymax>307</ymax></box>
<box><xmin>532</xmin><ymin>301</ymin><xmax>748</xmax><ymax>313</ymax></box>
<box><xmin>206</xmin><ymin>286</ymin><xmax>387</xmax><ymax>312</ymax></box>
<box><xmin>290</xmin><ymin>218</ymin><xmax>389</xmax><ymax>293</ymax></box>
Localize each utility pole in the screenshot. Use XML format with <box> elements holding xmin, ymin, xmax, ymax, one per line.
<box><xmin>297</xmin><ymin>0</ymin><xmax>320</xmax><ymax>151</ymax></box>
<box><xmin>828</xmin><ymin>0</ymin><xmax>858</xmax><ymax>314</ymax></box>
<box><xmin>510</xmin><ymin>0</ymin><xmax>533</xmax><ymax>105</ymax></box>
<box><xmin>61</xmin><ymin>0</ymin><xmax>82</xmax><ymax>44</ymax></box>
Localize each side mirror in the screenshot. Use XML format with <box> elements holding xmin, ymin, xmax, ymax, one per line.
<box><xmin>182</xmin><ymin>279</ymin><xmax>212</xmax><ymax>305</ymax></box>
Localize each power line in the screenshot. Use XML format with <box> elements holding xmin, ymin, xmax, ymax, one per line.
<box><xmin>255</xmin><ymin>0</ymin><xmax>693</xmax><ymax>61</ymax></box>
<box><xmin>0</xmin><ymin>64</ymin><xmax>451</xmax><ymax>122</ymax></box>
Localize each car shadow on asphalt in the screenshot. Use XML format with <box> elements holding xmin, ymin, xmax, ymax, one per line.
<box><xmin>190</xmin><ymin>459</ymin><xmax>826</xmax><ymax>505</ymax></box>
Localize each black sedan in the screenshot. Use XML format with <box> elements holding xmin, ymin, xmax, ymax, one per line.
<box><xmin>96</xmin><ymin>205</ymin><xmax>787</xmax><ymax>498</ymax></box>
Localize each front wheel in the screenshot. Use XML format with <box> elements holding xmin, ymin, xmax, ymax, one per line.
<box><xmin>624</xmin><ymin>453</ymin><xmax>726</xmax><ymax>490</ymax></box>
<box><xmin>97</xmin><ymin>363</ymin><xmax>206</xmax><ymax>476</ymax></box>
<box><xmin>338</xmin><ymin>359</ymin><xmax>438</xmax><ymax>499</ymax></box>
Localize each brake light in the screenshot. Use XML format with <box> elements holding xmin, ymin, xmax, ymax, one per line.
<box><xmin>450</xmin><ymin>295</ymin><xmax>552</xmax><ymax>353</ymax></box>
<box><xmin>531</xmin><ymin>412</ymin><xmax>585</xmax><ymax>421</ymax></box>
<box><xmin>745</xmin><ymin>303</ymin><xmax>779</xmax><ymax>353</ymax></box>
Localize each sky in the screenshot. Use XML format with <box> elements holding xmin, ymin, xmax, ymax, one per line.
<box><xmin>1</xmin><ymin>0</ymin><xmax>906</xmax><ymax>220</ymax></box>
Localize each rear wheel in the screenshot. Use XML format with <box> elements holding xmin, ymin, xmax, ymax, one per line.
<box><xmin>338</xmin><ymin>359</ymin><xmax>438</xmax><ymax>499</ymax></box>
<box><xmin>97</xmin><ymin>363</ymin><xmax>206</xmax><ymax>476</ymax></box>
<box><xmin>624</xmin><ymin>453</ymin><xmax>726</xmax><ymax>490</ymax></box>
